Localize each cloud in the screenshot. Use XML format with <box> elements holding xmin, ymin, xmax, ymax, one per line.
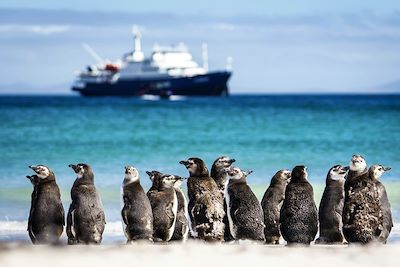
<box><xmin>0</xmin><ymin>24</ymin><xmax>71</xmax><ymax>35</ymax></box>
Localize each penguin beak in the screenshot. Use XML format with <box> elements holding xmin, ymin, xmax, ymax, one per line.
<box><xmin>146</xmin><ymin>171</ymin><xmax>152</xmax><ymax>176</ymax></box>
<box><xmin>28</xmin><ymin>165</ymin><xmax>37</xmax><ymax>171</ymax></box>
<box><xmin>244</xmin><ymin>170</ymin><xmax>253</xmax><ymax>177</ymax></box>
<box><xmin>68</xmin><ymin>164</ymin><xmax>79</xmax><ymax>173</ymax></box>
<box><xmin>229</xmin><ymin>159</ymin><xmax>236</xmax><ymax>164</ymax></box>
<box><xmin>179</xmin><ymin>160</ymin><xmax>189</xmax><ymax>167</ymax></box>
<box><xmin>173</xmin><ymin>176</ymin><xmax>185</xmax><ymax>182</ymax></box>
<box><xmin>383</xmin><ymin>166</ymin><xmax>391</xmax><ymax>172</ymax></box>
<box><xmin>342</xmin><ymin>166</ymin><xmax>350</xmax><ymax>171</ymax></box>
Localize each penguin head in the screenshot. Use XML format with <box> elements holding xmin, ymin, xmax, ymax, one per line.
<box><xmin>328</xmin><ymin>165</ymin><xmax>349</xmax><ymax>182</ymax></box>
<box><xmin>68</xmin><ymin>163</ymin><xmax>93</xmax><ymax>180</ymax></box>
<box><xmin>146</xmin><ymin>170</ymin><xmax>162</xmax><ymax>182</ymax></box>
<box><xmin>172</xmin><ymin>175</ymin><xmax>185</xmax><ymax>188</ymax></box>
<box><xmin>369</xmin><ymin>164</ymin><xmax>391</xmax><ymax>180</ymax></box>
<box><xmin>28</xmin><ymin>165</ymin><xmax>51</xmax><ymax>180</ymax></box>
<box><xmin>179</xmin><ymin>157</ymin><xmax>209</xmax><ymax>177</ymax></box>
<box><xmin>26</xmin><ymin>174</ymin><xmax>40</xmax><ymax>186</ymax></box>
<box><xmin>161</xmin><ymin>174</ymin><xmax>184</xmax><ymax>189</ymax></box>
<box><xmin>349</xmin><ymin>155</ymin><xmax>367</xmax><ymax>172</ymax></box>
<box><xmin>212</xmin><ymin>156</ymin><xmax>236</xmax><ymax>172</ymax></box>
<box><xmin>271</xmin><ymin>169</ymin><xmax>291</xmax><ymax>186</ymax></box>
<box><xmin>124</xmin><ymin>165</ymin><xmax>140</xmax><ymax>184</ymax></box>
<box><xmin>226</xmin><ymin>166</ymin><xmax>253</xmax><ymax>182</ymax></box>
<box><xmin>146</xmin><ymin>170</ymin><xmax>164</xmax><ymax>188</ymax></box>
<box><xmin>291</xmin><ymin>165</ymin><xmax>308</xmax><ymax>182</ymax></box>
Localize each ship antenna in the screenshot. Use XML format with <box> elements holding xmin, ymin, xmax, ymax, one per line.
<box><xmin>81</xmin><ymin>42</ymin><xmax>104</xmax><ymax>64</ymax></box>
<box><xmin>226</xmin><ymin>56</ymin><xmax>233</xmax><ymax>71</ymax></box>
<box><xmin>131</xmin><ymin>25</ymin><xmax>144</xmax><ymax>62</ymax></box>
<box><xmin>202</xmin><ymin>43</ymin><xmax>209</xmax><ymax>72</ymax></box>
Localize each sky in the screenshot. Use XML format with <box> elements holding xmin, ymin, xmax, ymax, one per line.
<box><xmin>1</xmin><ymin>1</ymin><xmax>400</xmax><ymax>94</ymax></box>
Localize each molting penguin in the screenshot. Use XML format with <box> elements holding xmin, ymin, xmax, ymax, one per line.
<box><xmin>67</xmin><ymin>163</ymin><xmax>105</xmax><ymax>244</ymax></box>
<box><xmin>224</xmin><ymin>166</ymin><xmax>265</xmax><ymax>241</ymax></box>
<box><xmin>315</xmin><ymin>165</ymin><xmax>348</xmax><ymax>244</ymax></box>
<box><xmin>27</xmin><ymin>165</ymin><xmax>65</xmax><ymax>244</ymax></box>
<box><xmin>344</xmin><ymin>155</ymin><xmax>369</xmax><ymax>192</ymax></box>
<box><xmin>180</xmin><ymin>157</ymin><xmax>225</xmax><ymax>242</ymax></box>
<box><xmin>171</xmin><ymin>175</ymin><xmax>190</xmax><ymax>241</ymax></box>
<box><xmin>210</xmin><ymin>156</ymin><xmax>235</xmax><ymax>241</ymax></box>
<box><xmin>121</xmin><ymin>166</ymin><xmax>153</xmax><ymax>242</ymax></box>
<box><xmin>210</xmin><ymin>156</ymin><xmax>236</xmax><ymax>193</ymax></box>
<box><xmin>369</xmin><ymin>164</ymin><xmax>393</xmax><ymax>243</ymax></box>
<box><xmin>342</xmin><ymin>155</ymin><xmax>372</xmax><ymax>243</ymax></box>
<box><xmin>261</xmin><ymin>169</ymin><xmax>291</xmax><ymax>244</ymax></box>
<box><xmin>280</xmin><ymin>166</ymin><xmax>318</xmax><ymax>245</ymax></box>
<box><xmin>146</xmin><ymin>171</ymin><xmax>181</xmax><ymax>242</ymax></box>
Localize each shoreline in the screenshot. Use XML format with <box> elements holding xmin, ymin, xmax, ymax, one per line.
<box><xmin>1</xmin><ymin>242</ymin><xmax>399</xmax><ymax>267</ymax></box>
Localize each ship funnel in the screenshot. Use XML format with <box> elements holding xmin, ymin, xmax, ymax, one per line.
<box><xmin>131</xmin><ymin>25</ymin><xmax>144</xmax><ymax>62</ymax></box>
<box><xmin>202</xmin><ymin>43</ymin><xmax>208</xmax><ymax>72</ymax></box>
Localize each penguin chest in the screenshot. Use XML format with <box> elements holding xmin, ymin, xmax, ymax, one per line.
<box><xmin>167</xmin><ymin>191</ymin><xmax>179</xmax><ymax>240</ymax></box>
<box><xmin>224</xmin><ymin>187</ymin><xmax>237</xmax><ymax>239</ymax></box>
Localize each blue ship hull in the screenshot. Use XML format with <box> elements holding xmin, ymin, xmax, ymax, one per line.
<box><xmin>72</xmin><ymin>71</ymin><xmax>231</xmax><ymax>97</ymax></box>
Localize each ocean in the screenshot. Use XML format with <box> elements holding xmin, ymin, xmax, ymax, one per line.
<box><xmin>0</xmin><ymin>94</ymin><xmax>399</xmax><ymax>243</ymax></box>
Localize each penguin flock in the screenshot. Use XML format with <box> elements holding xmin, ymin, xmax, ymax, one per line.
<box><xmin>26</xmin><ymin>154</ymin><xmax>393</xmax><ymax>245</ymax></box>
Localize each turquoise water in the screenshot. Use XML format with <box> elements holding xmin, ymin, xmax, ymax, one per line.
<box><xmin>0</xmin><ymin>95</ymin><xmax>399</xmax><ymax>225</ymax></box>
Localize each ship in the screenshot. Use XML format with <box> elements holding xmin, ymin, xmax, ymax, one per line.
<box><xmin>71</xmin><ymin>26</ymin><xmax>232</xmax><ymax>97</ymax></box>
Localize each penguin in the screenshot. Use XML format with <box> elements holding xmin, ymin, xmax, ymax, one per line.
<box><xmin>342</xmin><ymin>154</ymin><xmax>372</xmax><ymax>243</ymax></box>
<box><xmin>146</xmin><ymin>171</ymin><xmax>181</xmax><ymax>242</ymax></box>
<box><xmin>224</xmin><ymin>166</ymin><xmax>265</xmax><ymax>241</ymax></box>
<box><xmin>261</xmin><ymin>169</ymin><xmax>291</xmax><ymax>244</ymax></box>
<box><xmin>210</xmin><ymin>156</ymin><xmax>236</xmax><ymax>193</ymax></box>
<box><xmin>171</xmin><ymin>175</ymin><xmax>190</xmax><ymax>242</ymax></box>
<box><xmin>180</xmin><ymin>157</ymin><xmax>225</xmax><ymax>242</ymax></box>
<box><xmin>315</xmin><ymin>165</ymin><xmax>349</xmax><ymax>244</ymax></box>
<box><xmin>369</xmin><ymin>164</ymin><xmax>393</xmax><ymax>243</ymax></box>
<box><xmin>27</xmin><ymin>165</ymin><xmax>64</xmax><ymax>244</ymax></box>
<box><xmin>67</xmin><ymin>163</ymin><xmax>106</xmax><ymax>244</ymax></box>
<box><xmin>210</xmin><ymin>156</ymin><xmax>235</xmax><ymax>241</ymax></box>
<box><xmin>280</xmin><ymin>165</ymin><xmax>318</xmax><ymax>245</ymax></box>
<box><xmin>121</xmin><ymin>166</ymin><xmax>153</xmax><ymax>242</ymax></box>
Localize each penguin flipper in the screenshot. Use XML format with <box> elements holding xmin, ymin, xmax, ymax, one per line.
<box><xmin>66</xmin><ymin>204</ymin><xmax>76</xmax><ymax>242</ymax></box>
<box><xmin>121</xmin><ymin>205</ymin><xmax>128</xmax><ymax>226</ymax></box>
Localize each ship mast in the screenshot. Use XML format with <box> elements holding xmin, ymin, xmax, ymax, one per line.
<box><xmin>202</xmin><ymin>43</ymin><xmax>209</xmax><ymax>72</ymax></box>
<box><xmin>131</xmin><ymin>25</ymin><xmax>144</xmax><ymax>62</ymax></box>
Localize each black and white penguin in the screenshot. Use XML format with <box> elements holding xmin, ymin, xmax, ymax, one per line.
<box><xmin>121</xmin><ymin>166</ymin><xmax>153</xmax><ymax>242</ymax></box>
<box><xmin>315</xmin><ymin>165</ymin><xmax>348</xmax><ymax>244</ymax></box>
<box><xmin>180</xmin><ymin>157</ymin><xmax>225</xmax><ymax>242</ymax></box>
<box><xmin>171</xmin><ymin>175</ymin><xmax>190</xmax><ymax>242</ymax></box>
<box><xmin>224</xmin><ymin>166</ymin><xmax>265</xmax><ymax>241</ymax></box>
<box><xmin>342</xmin><ymin>154</ymin><xmax>372</xmax><ymax>243</ymax></box>
<box><xmin>369</xmin><ymin>164</ymin><xmax>393</xmax><ymax>243</ymax></box>
<box><xmin>27</xmin><ymin>165</ymin><xmax>65</xmax><ymax>244</ymax></box>
<box><xmin>67</xmin><ymin>163</ymin><xmax>106</xmax><ymax>244</ymax></box>
<box><xmin>280</xmin><ymin>165</ymin><xmax>318</xmax><ymax>245</ymax></box>
<box><xmin>210</xmin><ymin>156</ymin><xmax>235</xmax><ymax>241</ymax></box>
<box><xmin>261</xmin><ymin>169</ymin><xmax>291</xmax><ymax>244</ymax></box>
<box><xmin>146</xmin><ymin>171</ymin><xmax>180</xmax><ymax>242</ymax></box>
<box><xmin>210</xmin><ymin>156</ymin><xmax>236</xmax><ymax>193</ymax></box>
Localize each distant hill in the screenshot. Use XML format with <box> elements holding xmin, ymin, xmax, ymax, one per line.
<box><xmin>370</xmin><ymin>80</ymin><xmax>400</xmax><ymax>93</ymax></box>
<box><xmin>0</xmin><ymin>82</ymin><xmax>71</xmax><ymax>95</ymax></box>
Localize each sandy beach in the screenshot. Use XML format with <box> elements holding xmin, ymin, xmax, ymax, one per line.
<box><xmin>1</xmin><ymin>241</ymin><xmax>398</xmax><ymax>267</ymax></box>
